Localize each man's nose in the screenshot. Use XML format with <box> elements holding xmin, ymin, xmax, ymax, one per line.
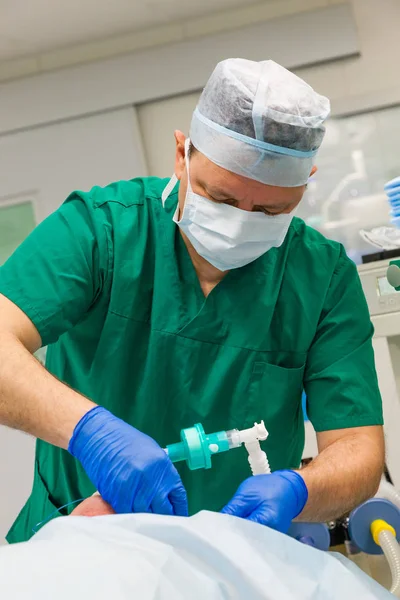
<box><xmin>236</xmin><ymin>198</ymin><xmax>254</xmax><ymax>212</ymax></box>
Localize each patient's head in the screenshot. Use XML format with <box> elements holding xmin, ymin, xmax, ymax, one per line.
<box><xmin>71</xmin><ymin>495</ymin><xmax>115</xmax><ymax>517</ymax></box>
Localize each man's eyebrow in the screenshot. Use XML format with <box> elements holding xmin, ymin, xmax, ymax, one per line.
<box><xmin>201</xmin><ymin>182</ymin><xmax>234</xmax><ymax>199</ymax></box>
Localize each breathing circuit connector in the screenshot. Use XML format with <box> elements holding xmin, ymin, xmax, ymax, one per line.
<box><xmin>165</xmin><ymin>421</ymin><xmax>270</xmax><ymax>473</ymax></box>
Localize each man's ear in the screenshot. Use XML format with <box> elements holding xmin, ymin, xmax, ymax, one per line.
<box><xmin>174</xmin><ymin>130</ymin><xmax>187</xmax><ymax>180</ymax></box>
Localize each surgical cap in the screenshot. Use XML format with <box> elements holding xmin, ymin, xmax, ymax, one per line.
<box><xmin>190</xmin><ymin>58</ymin><xmax>331</xmax><ymax>187</ymax></box>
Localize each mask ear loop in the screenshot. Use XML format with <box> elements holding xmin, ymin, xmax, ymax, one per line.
<box><xmin>161</xmin><ymin>175</ymin><xmax>178</xmax><ymax>206</ymax></box>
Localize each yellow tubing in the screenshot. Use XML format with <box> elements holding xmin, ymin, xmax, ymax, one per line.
<box><xmin>371</xmin><ymin>519</ymin><xmax>396</xmax><ymax>546</ymax></box>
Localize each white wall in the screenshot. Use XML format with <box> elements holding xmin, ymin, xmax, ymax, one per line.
<box><xmin>138</xmin><ymin>92</ymin><xmax>200</xmax><ymax>177</ymax></box>
<box><xmin>0</xmin><ymin>107</ymin><xmax>147</xmax><ymax>221</ymax></box>
<box><xmin>0</xmin><ymin>3</ymin><xmax>357</xmax><ymax>135</ymax></box>
<box><xmin>295</xmin><ymin>0</ymin><xmax>400</xmax><ymax>114</ymax></box>
<box><xmin>0</xmin><ymin>0</ymin><xmax>353</xmax><ymax>82</ymax></box>
<box><xmin>1</xmin><ymin>0</ymin><xmax>400</xmax><ymax>134</ymax></box>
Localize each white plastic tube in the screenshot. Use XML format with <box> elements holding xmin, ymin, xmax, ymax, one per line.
<box><xmin>245</xmin><ymin>441</ymin><xmax>271</xmax><ymax>475</ymax></box>
<box><xmin>378</xmin><ymin>530</ymin><xmax>400</xmax><ymax>597</ymax></box>
<box><xmin>237</xmin><ymin>421</ymin><xmax>271</xmax><ymax>475</ymax></box>
<box><xmin>375</xmin><ymin>479</ymin><xmax>400</xmax><ymax>511</ymax></box>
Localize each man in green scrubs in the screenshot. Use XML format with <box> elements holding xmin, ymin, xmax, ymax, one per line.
<box><xmin>0</xmin><ymin>59</ymin><xmax>384</xmax><ymax>543</ymax></box>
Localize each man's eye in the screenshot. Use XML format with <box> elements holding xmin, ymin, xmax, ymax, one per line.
<box><xmin>214</xmin><ymin>197</ymin><xmax>237</xmax><ymax>206</ymax></box>
<box><xmin>262</xmin><ymin>209</ymin><xmax>280</xmax><ymax>216</ymax></box>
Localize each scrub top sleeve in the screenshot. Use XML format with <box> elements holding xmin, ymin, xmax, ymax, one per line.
<box><xmin>0</xmin><ymin>193</ymin><xmax>108</xmax><ymax>347</ymax></box>
<box><xmin>304</xmin><ymin>246</ymin><xmax>383</xmax><ymax>432</ymax></box>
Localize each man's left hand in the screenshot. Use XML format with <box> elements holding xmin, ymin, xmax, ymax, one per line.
<box><xmin>221</xmin><ymin>471</ymin><xmax>308</xmax><ymax>533</ymax></box>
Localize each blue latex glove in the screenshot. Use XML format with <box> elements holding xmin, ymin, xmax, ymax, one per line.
<box><xmin>221</xmin><ymin>470</ymin><xmax>308</xmax><ymax>533</ymax></box>
<box><xmin>68</xmin><ymin>406</ymin><xmax>188</xmax><ymax>516</ymax></box>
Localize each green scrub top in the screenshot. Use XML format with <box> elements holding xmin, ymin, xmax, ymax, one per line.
<box><xmin>0</xmin><ymin>177</ymin><xmax>383</xmax><ymax>544</ymax></box>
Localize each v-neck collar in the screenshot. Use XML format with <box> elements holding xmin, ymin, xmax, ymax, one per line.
<box><xmin>156</xmin><ymin>192</ymin><xmax>276</xmax><ymax>344</ymax></box>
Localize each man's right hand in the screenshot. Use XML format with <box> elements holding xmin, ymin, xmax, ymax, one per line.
<box><xmin>68</xmin><ymin>406</ymin><xmax>188</xmax><ymax>516</ymax></box>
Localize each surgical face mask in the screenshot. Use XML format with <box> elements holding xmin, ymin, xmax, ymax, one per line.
<box><xmin>161</xmin><ymin>140</ymin><xmax>295</xmax><ymax>271</ymax></box>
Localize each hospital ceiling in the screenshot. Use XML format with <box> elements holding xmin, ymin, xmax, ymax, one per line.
<box><xmin>0</xmin><ymin>0</ymin><xmax>273</xmax><ymax>62</ymax></box>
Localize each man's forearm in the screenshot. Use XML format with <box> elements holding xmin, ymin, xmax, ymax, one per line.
<box><xmin>295</xmin><ymin>428</ymin><xmax>385</xmax><ymax>522</ymax></box>
<box><xmin>0</xmin><ymin>332</ymin><xmax>96</xmax><ymax>448</ymax></box>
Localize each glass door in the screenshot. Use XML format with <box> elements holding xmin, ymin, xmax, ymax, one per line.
<box><xmin>0</xmin><ymin>198</ymin><xmax>46</xmax><ymax>363</ymax></box>
<box><xmin>0</xmin><ymin>200</ymin><xmax>36</xmax><ymax>265</ymax></box>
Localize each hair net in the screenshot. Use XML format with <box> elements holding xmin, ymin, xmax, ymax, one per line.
<box><xmin>190</xmin><ymin>58</ymin><xmax>330</xmax><ymax>187</ymax></box>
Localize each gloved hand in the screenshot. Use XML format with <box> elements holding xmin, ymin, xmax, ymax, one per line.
<box><xmin>68</xmin><ymin>406</ymin><xmax>188</xmax><ymax>516</ymax></box>
<box><xmin>221</xmin><ymin>470</ymin><xmax>308</xmax><ymax>533</ymax></box>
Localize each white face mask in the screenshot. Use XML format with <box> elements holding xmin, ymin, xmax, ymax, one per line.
<box><xmin>161</xmin><ymin>140</ymin><xmax>295</xmax><ymax>271</ymax></box>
